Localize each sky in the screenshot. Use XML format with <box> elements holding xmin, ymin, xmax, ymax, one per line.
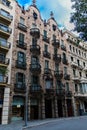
<box><xmin>17</xmin><ymin>0</ymin><xmax>74</xmax><ymax>31</ymax></box>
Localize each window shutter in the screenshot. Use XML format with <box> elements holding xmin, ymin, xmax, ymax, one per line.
<box><xmin>16</xmin><ymin>73</ymin><xmax>18</xmax><ymax>83</ymax></box>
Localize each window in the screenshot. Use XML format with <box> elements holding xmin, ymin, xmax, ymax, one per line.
<box><xmin>32</xmin><ymin>75</ymin><xmax>38</xmax><ymax>84</ymax></box>
<box><xmin>0</xmin><ymin>73</ymin><xmax>4</xmax><ymax>82</ymax></box>
<box><xmin>45</xmin><ymin>80</ymin><xmax>53</xmax><ymax>89</ymax></box>
<box><xmin>79</xmin><ymin>50</ymin><xmax>81</xmax><ymax>55</ymax></box>
<box><xmin>17</xmin><ymin>52</ymin><xmax>26</xmax><ymax>64</ymax></box>
<box><xmin>79</xmin><ymin>72</ymin><xmax>82</xmax><ymax>77</ymax></box>
<box><xmin>19</xmin><ymin>33</ymin><xmax>24</xmax><ymax>42</ymax></box>
<box><xmin>43</xmin><ymin>30</ymin><xmax>47</xmax><ymax>38</ymax></box>
<box><xmin>83</xmin><ymin>62</ymin><xmax>85</xmax><ymax>67</ymax></box>
<box><xmin>16</xmin><ymin>73</ymin><xmax>25</xmax><ymax>88</ymax></box>
<box><xmin>2</xmin><ymin>0</ymin><xmax>11</xmax><ymax>7</ymax></box>
<box><xmin>73</xmin><ymin>69</ymin><xmax>76</xmax><ymax>76</ymax></box>
<box><xmin>69</xmin><ymin>45</ymin><xmax>72</xmax><ymax>51</ymax></box>
<box><xmin>66</xmin><ymin>82</ymin><xmax>69</xmax><ymax>91</ymax></box>
<box><xmin>52</xmin><ymin>24</ymin><xmax>56</xmax><ymax>31</ymax></box>
<box><xmin>63</xmin><ymin>53</ymin><xmax>66</xmax><ymax>59</ymax></box>
<box><xmin>56</xmin><ymin>81</ymin><xmax>62</xmax><ymax>89</ymax></box>
<box><xmin>71</xmin><ymin>57</ymin><xmax>73</xmax><ymax>61</ymax></box>
<box><xmin>32</xmin><ymin>38</ymin><xmax>37</xmax><ymax>45</ymax></box>
<box><xmin>77</xmin><ymin>59</ymin><xmax>80</xmax><ymax>66</ymax></box>
<box><xmin>45</xmin><ymin>60</ymin><xmax>49</xmax><ymax>68</ymax></box>
<box><xmin>20</xmin><ymin>17</ymin><xmax>25</xmax><ymax>25</ymax></box>
<box><xmin>53</xmin><ymin>34</ymin><xmax>56</xmax><ymax>40</ymax></box>
<box><xmin>73</xmin><ymin>47</ymin><xmax>75</xmax><ymax>52</ymax></box>
<box><xmin>75</xmin><ymin>84</ymin><xmax>78</xmax><ymax>92</ymax></box>
<box><xmin>44</xmin><ymin>44</ymin><xmax>48</xmax><ymax>52</ymax></box>
<box><xmin>31</xmin><ymin>56</ymin><xmax>38</xmax><ymax>64</ymax></box>
<box><xmin>0</xmin><ymin>38</ymin><xmax>7</xmax><ymax>47</ymax></box>
<box><xmin>61</xmin><ymin>40</ymin><xmax>64</xmax><ymax>45</ymax></box>
<box><xmin>64</xmin><ymin>67</ymin><xmax>67</xmax><ymax>74</ymax></box>
<box><xmin>54</xmin><ymin>47</ymin><xmax>57</xmax><ymax>54</ymax></box>
<box><xmin>1</xmin><ymin>9</ymin><xmax>9</xmax><ymax>18</ymax></box>
<box><xmin>33</xmin><ymin>12</ymin><xmax>37</xmax><ymax>20</ymax></box>
<box><xmin>76</xmin><ymin>48</ymin><xmax>78</xmax><ymax>54</ymax></box>
<box><xmin>55</xmin><ymin>63</ymin><xmax>59</xmax><ymax>71</ymax></box>
<box><xmin>0</xmin><ymin>53</ymin><xmax>5</xmax><ymax>62</ymax></box>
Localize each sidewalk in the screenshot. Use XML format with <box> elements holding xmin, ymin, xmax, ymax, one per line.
<box><xmin>0</xmin><ymin>116</ymin><xmax>87</xmax><ymax>130</ymax></box>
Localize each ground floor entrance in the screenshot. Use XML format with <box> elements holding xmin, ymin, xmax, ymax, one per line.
<box><xmin>57</xmin><ymin>99</ymin><xmax>63</xmax><ymax>117</ymax></box>
<box><xmin>12</xmin><ymin>96</ymin><xmax>24</xmax><ymax>121</ymax></box>
<box><xmin>0</xmin><ymin>88</ymin><xmax>4</xmax><ymax>124</ymax></box>
<box><xmin>45</xmin><ymin>99</ymin><xmax>52</xmax><ymax>118</ymax></box>
<box><xmin>67</xmin><ymin>99</ymin><xmax>73</xmax><ymax>117</ymax></box>
<box><xmin>30</xmin><ymin>99</ymin><xmax>39</xmax><ymax>120</ymax></box>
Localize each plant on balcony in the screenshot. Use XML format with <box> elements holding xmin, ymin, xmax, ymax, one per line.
<box><xmin>0</xmin><ymin>66</ymin><xmax>8</xmax><ymax>75</ymax></box>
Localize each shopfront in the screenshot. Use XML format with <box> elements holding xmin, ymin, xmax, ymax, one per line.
<box><xmin>0</xmin><ymin>88</ymin><xmax>4</xmax><ymax>124</ymax></box>
<box><xmin>12</xmin><ymin>96</ymin><xmax>25</xmax><ymax>121</ymax></box>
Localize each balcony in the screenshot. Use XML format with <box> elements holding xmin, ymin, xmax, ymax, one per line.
<box><xmin>54</xmin><ymin>70</ymin><xmax>63</xmax><ymax>80</ymax></box>
<box><xmin>14</xmin><ymin>83</ymin><xmax>26</xmax><ymax>93</ymax></box>
<box><xmin>65</xmin><ymin>90</ymin><xmax>72</xmax><ymax>97</ymax></box>
<box><xmin>71</xmin><ymin>61</ymin><xmax>78</xmax><ymax>68</ymax></box>
<box><xmin>56</xmin><ymin>89</ymin><xmax>65</xmax><ymax>96</ymax></box>
<box><xmin>0</xmin><ymin>38</ymin><xmax>10</xmax><ymax>52</ymax></box>
<box><xmin>42</xmin><ymin>36</ymin><xmax>49</xmax><ymax>43</ymax></box>
<box><xmin>64</xmin><ymin>74</ymin><xmax>70</xmax><ymax>80</ymax></box>
<box><xmin>30</xmin><ymin>84</ymin><xmax>42</xmax><ymax>94</ymax></box>
<box><xmin>61</xmin><ymin>44</ymin><xmax>66</xmax><ymax>51</ymax></box>
<box><xmin>78</xmin><ymin>64</ymin><xmax>83</xmax><ymax>70</ymax></box>
<box><xmin>17</xmin><ymin>40</ymin><xmax>27</xmax><ymax>50</ymax></box>
<box><xmin>72</xmin><ymin>75</ymin><xmax>80</xmax><ymax>82</ymax></box>
<box><xmin>16</xmin><ymin>61</ymin><xmax>26</xmax><ymax>70</ymax></box>
<box><xmin>18</xmin><ymin>23</ymin><xmax>27</xmax><ymax>32</ymax></box>
<box><xmin>30</xmin><ymin>63</ymin><xmax>41</xmax><ymax>74</ymax></box>
<box><xmin>0</xmin><ymin>0</ymin><xmax>12</xmax><ymax>9</ymax></box>
<box><xmin>53</xmin><ymin>54</ymin><xmax>61</xmax><ymax>63</ymax></box>
<box><xmin>45</xmin><ymin>88</ymin><xmax>55</xmax><ymax>95</ymax></box>
<box><xmin>30</xmin><ymin>28</ymin><xmax>40</xmax><ymax>38</ymax></box>
<box><xmin>0</xmin><ymin>23</ymin><xmax>12</xmax><ymax>38</ymax></box>
<box><xmin>0</xmin><ymin>58</ymin><xmax>9</xmax><ymax>67</ymax></box>
<box><xmin>0</xmin><ymin>75</ymin><xmax>8</xmax><ymax>86</ymax></box>
<box><xmin>43</xmin><ymin>51</ymin><xmax>51</xmax><ymax>59</ymax></box>
<box><xmin>30</xmin><ymin>45</ymin><xmax>40</xmax><ymax>55</ymax></box>
<box><xmin>0</xmin><ymin>10</ymin><xmax>13</xmax><ymax>25</ymax></box>
<box><xmin>52</xmin><ymin>39</ymin><xmax>60</xmax><ymax>47</ymax></box>
<box><xmin>74</xmin><ymin>91</ymin><xmax>87</xmax><ymax>98</ymax></box>
<box><xmin>62</xmin><ymin>58</ymin><xmax>68</xmax><ymax>65</ymax></box>
<box><xmin>44</xmin><ymin>68</ymin><xmax>51</xmax><ymax>75</ymax></box>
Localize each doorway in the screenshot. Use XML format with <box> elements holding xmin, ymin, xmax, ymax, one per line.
<box><xmin>45</xmin><ymin>99</ymin><xmax>52</xmax><ymax>118</ymax></box>
<box><xmin>67</xmin><ymin>99</ymin><xmax>73</xmax><ymax>117</ymax></box>
<box><xmin>57</xmin><ymin>99</ymin><xmax>63</xmax><ymax>117</ymax></box>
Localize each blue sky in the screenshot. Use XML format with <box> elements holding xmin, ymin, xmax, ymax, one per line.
<box><xmin>17</xmin><ymin>0</ymin><xmax>74</xmax><ymax>30</ymax></box>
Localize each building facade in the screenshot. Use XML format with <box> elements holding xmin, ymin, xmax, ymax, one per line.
<box><xmin>0</xmin><ymin>0</ymin><xmax>15</xmax><ymax>124</ymax></box>
<box><xmin>0</xmin><ymin>0</ymin><xmax>87</xmax><ymax>125</ymax></box>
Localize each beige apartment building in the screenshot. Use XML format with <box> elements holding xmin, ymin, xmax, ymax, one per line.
<box><xmin>0</xmin><ymin>0</ymin><xmax>15</xmax><ymax>124</ymax></box>
<box><xmin>64</xmin><ymin>30</ymin><xmax>87</xmax><ymax>116</ymax></box>
<box><xmin>0</xmin><ymin>0</ymin><xmax>87</xmax><ymax>125</ymax></box>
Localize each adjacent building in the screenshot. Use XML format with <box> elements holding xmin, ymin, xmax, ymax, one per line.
<box><xmin>0</xmin><ymin>0</ymin><xmax>87</xmax><ymax>125</ymax></box>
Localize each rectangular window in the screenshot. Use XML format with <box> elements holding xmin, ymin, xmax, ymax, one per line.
<box><xmin>20</xmin><ymin>17</ymin><xmax>25</xmax><ymax>24</ymax></box>
<box><xmin>16</xmin><ymin>73</ymin><xmax>25</xmax><ymax>88</ymax></box>
<box><xmin>66</xmin><ymin>82</ymin><xmax>69</xmax><ymax>91</ymax></box>
<box><xmin>55</xmin><ymin>63</ymin><xmax>59</xmax><ymax>71</ymax></box>
<box><xmin>32</xmin><ymin>76</ymin><xmax>38</xmax><ymax>84</ymax></box>
<box><xmin>18</xmin><ymin>52</ymin><xmax>26</xmax><ymax>64</ymax></box>
<box><xmin>73</xmin><ymin>69</ymin><xmax>76</xmax><ymax>76</ymax></box>
<box><xmin>45</xmin><ymin>60</ymin><xmax>49</xmax><ymax>68</ymax></box>
<box><xmin>32</xmin><ymin>38</ymin><xmax>37</xmax><ymax>45</ymax></box>
<box><xmin>45</xmin><ymin>80</ymin><xmax>53</xmax><ymax>89</ymax></box>
<box><xmin>61</xmin><ymin>40</ymin><xmax>64</xmax><ymax>45</ymax></box>
<box><xmin>53</xmin><ymin>34</ymin><xmax>56</xmax><ymax>40</ymax></box>
<box><xmin>43</xmin><ymin>30</ymin><xmax>47</xmax><ymax>37</ymax></box>
<box><xmin>31</xmin><ymin>57</ymin><xmax>38</xmax><ymax>64</ymax></box>
<box><xmin>71</xmin><ymin>57</ymin><xmax>73</xmax><ymax>61</ymax></box>
<box><xmin>64</xmin><ymin>67</ymin><xmax>67</xmax><ymax>74</ymax></box>
<box><xmin>75</xmin><ymin>84</ymin><xmax>78</xmax><ymax>92</ymax></box>
<box><xmin>44</xmin><ymin>44</ymin><xmax>48</xmax><ymax>52</ymax></box>
<box><xmin>19</xmin><ymin>33</ymin><xmax>24</xmax><ymax>42</ymax></box>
